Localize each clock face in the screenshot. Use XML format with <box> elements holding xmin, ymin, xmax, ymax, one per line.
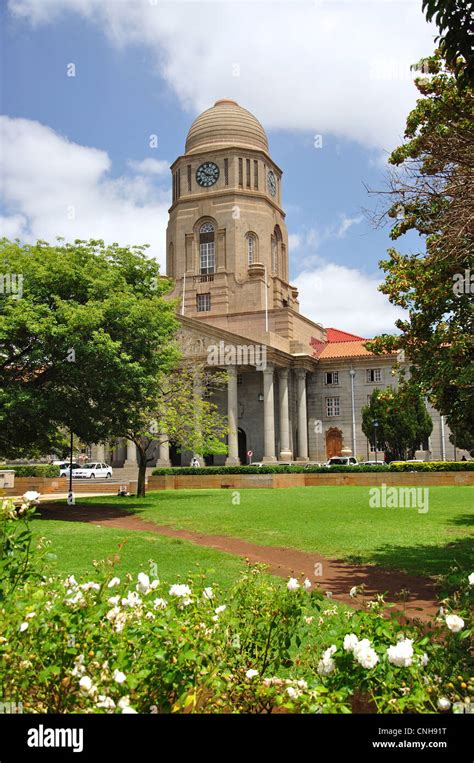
<box><xmin>196</xmin><ymin>162</ymin><xmax>220</xmax><ymax>187</ymax></box>
<box><xmin>267</xmin><ymin>170</ymin><xmax>276</xmax><ymax>196</ymax></box>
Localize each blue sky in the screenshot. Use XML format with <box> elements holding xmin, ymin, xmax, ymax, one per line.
<box><xmin>0</xmin><ymin>0</ymin><xmax>436</xmax><ymax>335</ymax></box>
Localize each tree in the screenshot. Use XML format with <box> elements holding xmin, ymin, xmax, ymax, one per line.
<box><xmin>362</xmin><ymin>387</ymin><xmax>433</xmax><ymax>462</ymax></box>
<box><xmin>124</xmin><ymin>364</ymin><xmax>229</xmax><ymax>497</ymax></box>
<box><xmin>367</xmin><ymin>53</ymin><xmax>474</xmax><ymax>452</ymax></box>
<box><xmin>422</xmin><ymin>0</ymin><xmax>474</xmax><ymax>86</ymax></box>
<box><xmin>0</xmin><ymin>238</ymin><xmax>180</xmax><ymax>458</ymax></box>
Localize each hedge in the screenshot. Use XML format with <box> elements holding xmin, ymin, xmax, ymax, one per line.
<box><xmin>0</xmin><ymin>464</ymin><xmax>59</xmax><ymax>477</ymax></box>
<box><xmin>152</xmin><ymin>461</ymin><xmax>473</xmax><ymax>476</ymax></box>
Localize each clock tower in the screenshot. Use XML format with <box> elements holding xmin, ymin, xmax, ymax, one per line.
<box><xmin>166</xmin><ymin>99</ymin><xmax>300</xmax><ymax>330</ymax></box>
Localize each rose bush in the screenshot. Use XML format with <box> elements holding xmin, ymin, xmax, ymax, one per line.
<box><xmin>0</xmin><ymin>496</ymin><xmax>472</xmax><ymax>714</ymax></box>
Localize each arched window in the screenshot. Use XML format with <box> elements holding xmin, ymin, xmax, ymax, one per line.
<box><xmin>272</xmin><ymin>225</ymin><xmax>282</xmax><ymax>274</ymax></box>
<box><xmin>167</xmin><ymin>242</ymin><xmax>174</xmax><ymax>278</ymax></box>
<box><xmin>247</xmin><ymin>233</ymin><xmax>257</xmax><ymax>265</ymax></box>
<box><xmin>199</xmin><ymin>222</ymin><xmax>215</xmax><ymax>274</ymax></box>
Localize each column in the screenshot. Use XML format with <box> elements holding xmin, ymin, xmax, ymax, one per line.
<box><xmin>295</xmin><ymin>368</ymin><xmax>309</xmax><ymax>461</ymax></box>
<box><xmin>262</xmin><ymin>365</ymin><xmax>277</xmax><ymax>462</ymax></box>
<box><xmin>156</xmin><ymin>436</ymin><xmax>171</xmax><ymax>467</ymax></box>
<box><xmin>225</xmin><ymin>366</ymin><xmax>240</xmax><ymax>465</ymax></box>
<box><xmin>124</xmin><ymin>439</ymin><xmax>137</xmax><ymax>466</ymax></box>
<box><xmin>278</xmin><ymin>368</ymin><xmax>293</xmax><ymax>460</ymax></box>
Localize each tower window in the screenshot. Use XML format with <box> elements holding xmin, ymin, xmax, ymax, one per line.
<box><xmin>199</xmin><ymin>222</ymin><xmax>215</xmax><ymax>275</ymax></box>
<box><xmin>177</xmin><ymin>168</ymin><xmax>181</xmax><ymax>198</ymax></box>
<box><xmin>254</xmin><ymin>160</ymin><xmax>258</xmax><ymax>189</ymax></box>
<box><xmin>238</xmin><ymin>158</ymin><xmax>243</xmax><ymax>187</ymax></box>
<box><xmin>197</xmin><ymin>293</ymin><xmax>211</xmax><ymax>312</ymax></box>
<box><xmin>172</xmin><ymin>172</ymin><xmax>176</xmax><ymax>202</ymax></box>
<box><xmin>246</xmin><ymin>158</ymin><xmax>251</xmax><ymax>188</ymax></box>
<box><xmin>271</xmin><ymin>236</ymin><xmax>277</xmax><ymax>274</ymax></box>
<box><xmin>247</xmin><ymin>233</ymin><xmax>257</xmax><ymax>265</ymax></box>
<box><xmin>187</xmin><ymin>164</ymin><xmax>192</xmax><ymax>192</ymax></box>
<box><xmin>224</xmin><ymin>158</ymin><xmax>229</xmax><ymax>186</ymax></box>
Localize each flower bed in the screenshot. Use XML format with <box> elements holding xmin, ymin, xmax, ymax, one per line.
<box><xmin>152</xmin><ymin>462</ymin><xmax>474</xmax><ymax>476</ymax></box>
<box><xmin>0</xmin><ymin>495</ymin><xmax>472</xmax><ymax>714</ymax></box>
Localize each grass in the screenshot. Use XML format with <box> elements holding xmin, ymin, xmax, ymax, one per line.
<box><xmin>65</xmin><ymin>485</ymin><xmax>473</xmax><ymax>579</ymax></box>
<box><xmin>31</xmin><ymin>519</ymin><xmax>247</xmax><ymax>588</ymax></box>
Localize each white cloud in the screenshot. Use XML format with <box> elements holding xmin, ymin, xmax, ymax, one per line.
<box><xmin>127</xmin><ymin>158</ymin><xmax>169</xmax><ymax>176</ymax></box>
<box><xmin>0</xmin><ymin>116</ymin><xmax>170</xmax><ymax>266</ymax></box>
<box><xmin>294</xmin><ymin>263</ymin><xmax>405</xmax><ymax>337</ymax></box>
<box><xmin>8</xmin><ymin>0</ymin><xmax>436</xmax><ymax>150</ymax></box>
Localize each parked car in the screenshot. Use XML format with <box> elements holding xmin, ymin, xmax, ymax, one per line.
<box><xmin>71</xmin><ymin>462</ymin><xmax>113</xmax><ymax>479</ymax></box>
<box><xmin>325</xmin><ymin>456</ymin><xmax>358</xmax><ymax>467</ymax></box>
<box><xmin>304</xmin><ymin>462</ymin><xmax>324</xmax><ymax>469</ymax></box>
<box><xmin>362</xmin><ymin>460</ymin><xmax>386</xmax><ymax>466</ymax></box>
<box><xmin>58</xmin><ymin>462</ymin><xmax>81</xmax><ymax>477</ymax></box>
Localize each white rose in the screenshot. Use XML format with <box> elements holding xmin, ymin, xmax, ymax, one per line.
<box><xmin>246</xmin><ymin>669</ymin><xmax>259</xmax><ymax>679</ymax></box>
<box><xmin>23</xmin><ymin>491</ymin><xmax>40</xmax><ymax>503</ymax></box>
<box><xmin>343</xmin><ymin>633</ymin><xmax>359</xmax><ymax>653</ymax></box>
<box><xmin>214</xmin><ymin>605</ymin><xmax>226</xmax><ymax>614</ymax></box>
<box><xmin>445</xmin><ymin>614</ymin><xmax>464</xmax><ymax>633</ymax></box>
<box><xmin>202</xmin><ymin>587</ymin><xmax>214</xmax><ymax>600</ymax></box>
<box><xmin>136</xmin><ymin>572</ymin><xmax>150</xmax><ymax>594</ymax></box>
<box><xmin>107</xmin><ymin>577</ymin><xmax>120</xmax><ymax>588</ymax></box>
<box><xmin>287</xmin><ymin>578</ymin><xmax>299</xmax><ymax>591</ymax></box>
<box><xmin>169</xmin><ymin>584</ymin><xmax>192</xmax><ymax>598</ymax></box>
<box><xmin>303</xmin><ymin>579</ymin><xmax>312</xmax><ymax>590</ymax></box>
<box><xmin>468</xmin><ymin>572</ymin><xmax>474</xmax><ymax>586</ymax></box>
<box><xmin>387</xmin><ymin>638</ymin><xmax>414</xmax><ymax>668</ymax></box>
<box><xmin>19</xmin><ymin>622</ymin><xmax>29</xmax><ymax>633</ymax></box>
<box><xmin>113</xmin><ymin>669</ymin><xmax>126</xmax><ymax>684</ymax></box>
<box><xmin>437</xmin><ymin>697</ymin><xmax>451</xmax><ymax>711</ymax></box>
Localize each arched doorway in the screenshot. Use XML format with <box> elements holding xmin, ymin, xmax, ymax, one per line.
<box><xmin>325</xmin><ymin>428</ymin><xmax>343</xmax><ymax>458</ymax></box>
<box><xmin>169</xmin><ymin>442</ymin><xmax>181</xmax><ymax>467</ymax></box>
<box><xmin>238</xmin><ymin>428</ymin><xmax>247</xmax><ymax>464</ymax></box>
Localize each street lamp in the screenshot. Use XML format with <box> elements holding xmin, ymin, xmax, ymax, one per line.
<box><xmin>373</xmin><ymin>419</ymin><xmax>379</xmax><ymax>465</ymax></box>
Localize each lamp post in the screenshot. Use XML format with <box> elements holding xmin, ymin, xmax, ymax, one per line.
<box><xmin>68</xmin><ymin>428</ymin><xmax>74</xmax><ymax>505</ymax></box>
<box><xmin>373</xmin><ymin>419</ymin><xmax>379</xmax><ymax>465</ymax></box>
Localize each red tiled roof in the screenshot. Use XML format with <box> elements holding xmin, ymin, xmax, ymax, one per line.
<box><xmin>325</xmin><ymin>328</ymin><xmax>366</xmax><ymax>342</ymax></box>
<box><xmin>318</xmin><ymin>340</ymin><xmax>374</xmax><ymax>359</ymax></box>
<box><xmin>310</xmin><ymin>326</ymin><xmax>396</xmax><ymax>361</ymax></box>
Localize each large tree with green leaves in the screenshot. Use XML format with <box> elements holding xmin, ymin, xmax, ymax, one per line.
<box><xmin>367</xmin><ymin>53</ymin><xmax>474</xmax><ymax>451</ymax></box>
<box><xmin>0</xmin><ymin>238</ymin><xmax>180</xmax><ymax>458</ymax></box>
<box><xmin>422</xmin><ymin>0</ymin><xmax>474</xmax><ymax>86</ymax></box>
<box><xmin>362</xmin><ymin>387</ymin><xmax>433</xmax><ymax>462</ymax></box>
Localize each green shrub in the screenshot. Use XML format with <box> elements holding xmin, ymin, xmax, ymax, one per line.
<box><xmin>152</xmin><ymin>462</ymin><xmax>473</xmax><ymax>476</ymax></box>
<box><xmin>0</xmin><ymin>464</ymin><xmax>59</xmax><ymax>477</ymax></box>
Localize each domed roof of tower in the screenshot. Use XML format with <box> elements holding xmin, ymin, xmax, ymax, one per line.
<box><xmin>185</xmin><ymin>100</ymin><xmax>269</xmax><ymax>156</ymax></box>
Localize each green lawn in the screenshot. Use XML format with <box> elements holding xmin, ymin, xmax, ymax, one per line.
<box><xmin>31</xmin><ymin>519</ymin><xmax>247</xmax><ymax>587</ymax></box>
<box><xmin>69</xmin><ymin>485</ymin><xmax>473</xmax><ymax>578</ymax></box>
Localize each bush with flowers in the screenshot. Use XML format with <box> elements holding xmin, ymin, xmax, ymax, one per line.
<box><xmin>0</xmin><ymin>495</ymin><xmax>472</xmax><ymax>714</ymax></box>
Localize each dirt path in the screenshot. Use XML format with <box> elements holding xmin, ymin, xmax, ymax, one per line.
<box><xmin>38</xmin><ymin>503</ymin><xmax>439</xmax><ymax>620</ymax></box>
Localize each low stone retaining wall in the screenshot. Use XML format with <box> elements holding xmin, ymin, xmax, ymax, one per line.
<box><xmin>2</xmin><ymin>477</ymin><xmax>130</xmax><ymax>497</ymax></box>
<box><xmin>147</xmin><ymin>472</ymin><xmax>473</xmax><ymax>490</ymax></box>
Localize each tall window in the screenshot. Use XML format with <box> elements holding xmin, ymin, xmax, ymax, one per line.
<box><xmin>366</xmin><ymin>368</ymin><xmax>382</xmax><ymax>383</ymax></box>
<box><xmin>271</xmin><ymin>236</ymin><xmax>278</xmax><ymax>273</ymax></box>
<box><xmin>246</xmin><ymin>158</ymin><xmax>251</xmax><ymax>188</ymax></box>
<box><xmin>224</xmin><ymin>158</ymin><xmax>229</xmax><ymax>186</ymax></box>
<box><xmin>187</xmin><ymin>164</ymin><xmax>192</xmax><ymax>191</ymax></box>
<box><xmin>326</xmin><ymin>397</ymin><xmax>340</xmax><ymax>417</ymax></box>
<box><xmin>247</xmin><ymin>233</ymin><xmax>256</xmax><ymax>265</ymax></box>
<box><xmin>197</xmin><ymin>293</ymin><xmax>211</xmax><ymax>312</ymax></box>
<box><xmin>254</xmin><ymin>160</ymin><xmax>258</xmax><ymax>189</ymax></box>
<box><xmin>238</xmin><ymin>158</ymin><xmax>243</xmax><ymax>187</ymax></box>
<box><xmin>325</xmin><ymin>371</ymin><xmax>339</xmax><ymax>386</ymax></box>
<box><xmin>199</xmin><ymin>222</ymin><xmax>215</xmax><ymax>274</ymax></box>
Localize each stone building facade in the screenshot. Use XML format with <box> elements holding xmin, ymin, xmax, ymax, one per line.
<box><xmin>94</xmin><ymin>100</ymin><xmax>467</xmax><ymax>467</ymax></box>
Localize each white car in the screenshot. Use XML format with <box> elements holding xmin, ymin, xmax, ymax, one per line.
<box><xmin>58</xmin><ymin>462</ymin><xmax>81</xmax><ymax>477</ymax></box>
<box><xmin>326</xmin><ymin>457</ymin><xmax>358</xmax><ymax>467</ymax></box>
<box><xmin>71</xmin><ymin>462</ymin><xmax>113</xmax><ymax>479</ymax></box>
